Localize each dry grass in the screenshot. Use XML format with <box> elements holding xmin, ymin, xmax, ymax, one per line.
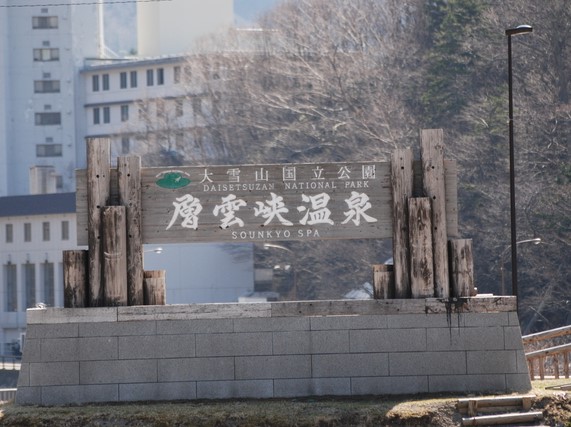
<box><xmin>0</xmin><ymin>379</ymin><xmax>569</xmax><ymax>427</ymax></box>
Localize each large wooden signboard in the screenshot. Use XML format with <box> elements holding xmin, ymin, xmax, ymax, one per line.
<box><xmin>76</xmin><ymin>160</ymin><xmax>458</xmax><ymax>245</ymax></box>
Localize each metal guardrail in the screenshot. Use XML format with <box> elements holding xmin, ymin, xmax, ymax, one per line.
<box><xmin>0</xmin><ymin>356</ymin><xmax>21</xmax><ymax>371</ymax></box>
<box><xmin>523</xmin><ymin>325</ymin><xmax>571</xmax><ymax>380</ymax></box>
<box><xmin>0</xmin><ymin>388</ymin><xmax>17</xmax><ymax>402</ymax></box>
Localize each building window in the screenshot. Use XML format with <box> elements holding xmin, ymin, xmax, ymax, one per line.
<box><xmin>5</xmin><ymin>264</ymin><xmax>17</xmax><ymax>312</ymax></box>
<box><xmin>103</xmin><ymin>106</ymin><xmax>110</xmax><ymax>123</ymax></box>
<box><xmin>173</xmin><ymin>66</ymin><xmax>181</xmax><ymax>84</ymax></box>
<box><xmin>120</xmin><ymin>105</ymin><xmax>129</xmax><ymax>122</ymax></box>
<box><xmin>121</xmin><ymin>137</ymin><xmax>130</xmax><ymax>154</ymax></box>
<box><xmin>33</xmin><ymin>48</ymin><xmax>59</xmax><ymax>61</ymax></box>
<box><xmin>35</xmin><ymin>112</ymin><xmax>61</xmax><ymax>125</ymax></box>
<box><xmin>61</xmin><ymin>221</ymin><xmax>69</xmax><ymax>241</ymax></box>
<box><xmin>34</xmin><ymin>80</ymin><xmax>60</xmax><ymax>93</ymax></box>
<box><xmin>36</xmin><ymin>144</ymin><xmax>63</xmax><ymax>157</ymax></box>
<box><xmin>120</xmin><ymin>72</ymin><xmax>127</xmax><ymax>89</ymax></box>
<box><xmin>93</xmin><ymin>107</ymin><xmax>100</xmax><ymax>124</ymax></box>
<box><xmin>32</xmin><ymin>16</ymin><xmax>58</xmax><ymax>29</ymax></box>
<box><xmin>175</xmin><ymin>99</ymin><xmax>183</xmax><ymax>117</ymax></box>
<box><xmin>5</xmin><ymin>224</ymin><xmax>13</xmax><ymax>243</ymax></box>
<box><xmin>24</xmin><ymin>263</ymin><xmax>36</xmax><ymax>309</ymax></box>
<box><xmin>102</xmin><ymin>74</ymin><xmax>110</xmax><ymax>91</ymax></box>
<box><xmin>92</xmin><ymin>75</ymin><xmax>99</xmax><ymax>92</ymax></box>
<box><xmin>24</xmin><ymin>223</ymin><xmax>32</xmax><ymax>242</ymax></box>
<box><xmin>192</xmin><ymin>97</ymin><xmax>202</xmax><ymax>115</ymax></box>
<box><xmin>56</xmin><ymin>175</ymin><xmax>63</xmax><ymax>191</ymax></box>
<box><xmin>146</xmin><ymin>69</ymin><xmax>154</xmax><ymax>86</ymax></box>
<box><xmin>157</xmin><ymin>68</ymin><xmax>164</xmax><ymax>85</ymax></box>
<box><xmin>42</xmin><ymin>262</ymin><xmax>55</xmax><ymax>307</ymax></box>
<box><xmin>130</xmin><ymin>71</ymin><xmax>137</xmax><ymax>88</ymax></box>
<box><xmin>42</xmin><ymin>222</ymin><xmax>50</xmax><ymax>241</ymax></box>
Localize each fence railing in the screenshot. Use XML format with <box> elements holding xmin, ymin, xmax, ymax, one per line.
<box><xmin>0</xmin><ymin>356</ymin><xmax>21</xmax><ymax>371</ymax></box>
<box><xmin>523</xmin><ymin>325</ymin><xmax>571</xmax><ymax>380</ymax></box>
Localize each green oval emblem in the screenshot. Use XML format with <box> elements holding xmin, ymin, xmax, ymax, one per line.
<box><xmin>156</xmin><ymin>172</ymin><xmax>191</xmax><ymax>189</ymax></box>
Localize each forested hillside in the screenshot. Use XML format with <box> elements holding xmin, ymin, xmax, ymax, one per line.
<box><xmin>145</xmin><ymin>0</ymin><xmax>571</xmax><ymax>332</ymax></box>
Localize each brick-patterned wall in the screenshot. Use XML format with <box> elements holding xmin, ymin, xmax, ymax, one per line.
<box><xmin>16</xmin><ymin>298</ymin><xmax>531</xmax><ymax>405</ymax></box>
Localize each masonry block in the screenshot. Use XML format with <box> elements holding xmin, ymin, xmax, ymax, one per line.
<box><xmin>504</xmin><ymin>326</ymin><xmax>525</xmax><ymax>350</ymax></box>
<box><xmin>389</xmin><ymin>351</ymin><xmax>466</xmax><ymax>376</ymax></box>
<box><xmin>506</xmin><ymin>373</ymin><xmax>532</xmax><ymax>392</ymax></box>
<box><xmin>310</xmin><ymin>315</ymin><xmax>387</xmax><ymax>330</ymax></box>
<box><xmin>463</xmin><ymin>312</ymin><xmax>509</xmax><ymax>327</ymax></box>
<box><xmin>426</xmin><ymin>327</ymin><xmax>504</xmax><ymax>351</ymax></box>
<box><xmin>196</xmin><ymin>332</ymin><xmax>272</xmax><ymax>357</ymax></box>
<box><xmin>312</xmin><ymin>353</ymin><xmax>388</xmax><ymax>378</ymax></box>
<box><xmin>16</xmin><ymin>363</ymin><xmax>30</xmax><ymax>387</ymax></box>
<box><xmin>30</xmin><ymin>361</ymin><xmax>79</xmax><ymax>386</ymax></box>
<box><xmin>79</xmin><ymin>337</ymin><xmax>118</xmax><ymax>360</ymax></box>
<box><xmin>40</xmin><ymin>338</ymin><xmax>79</xmax><ymax>362</ymax></box>
<box><xmin>20</xmin><ymin>339</ymin><xmax>40</xmax><ymax>363</ymax></box>
<box><xmin>80</xmin><ymin>360</ymin><xmax>157</xmax><ymax>384</ymax></box>
<box><xmin>41</xmin><ymin>384</ymin><xmax>119</xmax><ymax>405</ymax></box>
<box><xmin>14</xmin><ymin>386</ymin><xmax>41</xmax><ymax>405</ymax></box>
<box><xmin>274</xmin><ymin>378</ymin><xmax>351</xmax><ymax>397</ymax></box>
<box><xmin>350</xmin><ymin>328</ymin><xmax>426</xmax><ymax>353</ymax></box>
<box><xmin>120</xmin><ymin>382</ymin><xmax>197</xmax><ymax>402</ymax></box>
<box><xmin>158</xmin><ymin>357</ymin><xmax>234</xmax><ymax>382</ymax></box>
<box><xmin>234</xmin><ymin>316</ymin><xmax>310</xmax><ymax>332</ymax></box>
<box><xmin>197</xmin><ymin>380</ymin><xmax>274</xmax><ymax>399</ymax></box>
<box><xmin>235</xmin><ymin>355</ymin><xmax>311</xmax><ymax>380</ymax></box>
<box><xmin>467</xmin><ymin>350</ymin><xmax>518</xmax><ymax>374</ymax></box>
<box><xmin>351</xmin><ymin>376</ymin><xmax>429</xmax><ymax>395</ymax></box>
<box><xmin>79</xmin><ymin>320</ymin><xmax>156</xmax><ymax>337</ymax></box>
<box><xmin>156</xmin><ymin>318</ymin><xmax>233</xmax><ymax>335</ymax></box>
<box><xmin>386</xmin><ymin>313</ymin><xmax>454</xmax><ymax>329</ymax></box>
<box><xmin>428</xmin><ymin>374</ymin><xmax>506</xmax><ymax>393</ymax></box>
<box><xmin>26</xmin><ymin>323</ymin><xmax>78</xmax><ymax>339</ymax></box>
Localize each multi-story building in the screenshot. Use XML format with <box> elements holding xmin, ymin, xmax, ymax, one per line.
<box><xmin>0</xmin><ymin>0</ymin><xmax>103</xmax><ymax>197</ymax></box>
<box><xmin>0</xmin><ymin>193</ymin><xmax>77</xmax><ymax>354</ymax></box>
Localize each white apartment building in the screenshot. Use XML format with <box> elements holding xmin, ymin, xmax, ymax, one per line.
<box><xmin>0</xmin><ymin>0</ymin><xmax>103</xmax><ymax>197</ymax></box>
<box><xmin>0</xmin><ymin>193</ymin><xmax>77</xmax><ymax>354</ymax></box>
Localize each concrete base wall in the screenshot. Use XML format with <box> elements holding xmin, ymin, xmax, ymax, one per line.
<box><xmin>16</xmin><ymin>297</ymin><xmax>531</xmax><ymax>405</ymax></box>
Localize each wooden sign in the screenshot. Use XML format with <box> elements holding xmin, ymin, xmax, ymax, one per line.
<box><xmin>76</xmin><ymin>160</ymin><xmax>458</xmax><ymax>245</ymax></box>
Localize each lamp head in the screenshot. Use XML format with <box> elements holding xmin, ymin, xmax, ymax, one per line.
<box><xmin>506</xmin><ymin>25</ymin><xmax>533</xmax><ymax>36</ymax></box>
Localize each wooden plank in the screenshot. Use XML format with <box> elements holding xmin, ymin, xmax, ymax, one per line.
<box><xmin>522</xmin><ymin>324</ymin><xmax>571</xmax><ymax>344</ymax></box>
<box><xmin>457</xmin><ymin>394</ymin><xmax>536</xmax><ymax>410</ymax></box>
<box><xmin>143</xmin><ymin>270</ymin><xmax>166</xmax><ymax>305</ymax></box>
<box><xmin>408</xmin><ymin>197</ymin><xmax>434</xmax><ymax>298</ymax></box>
<box><xmin>86</xmin><ymin>138</ymin><xmax>111</xmax><ymax>307</ymax></box>
<box><xmin>101</xmin><ymin>206</ymin><xmax>128</xmax><ymax>306</ymax></box>
<box><xmin>63</xmin><ymin>250</ymin><xmax>88</xmax><ymax>308</ymax></box>
<box><xmin>461</xmin><ymin>412</ymin><xmax>543</xmax><ymax>426</ymax></box>
<box><xmin>449</xmin><ymin>239</ymin><xmax>475</xmax><ymax>298</ymax></box>
<box><xmin>421</xmin><ymin>129</ymin><xmax>449</xmax><ymax>298</ymax></box>
<box><xmin>526</xmin><ymin>342</ymin><xmax>571</xmax><ymax>358</ymax></box>
<box><xmin>76</xmin><ymin>160</ymin><xmax>459</xmax><ymax>245</ymax></box>
<box><xmin>391</xmin><ymin>149</ymin><xmax>413</xmax><ymax>298</ymax></box>
<box><xmin>372</xmin><ymin>264</ymin><xmax>394</xmax><ymax>299</ymax></box>
<box><xmin>118</xmin><ymin>156</ymin><xmax>144</xmax><ymax>306</ymax></box>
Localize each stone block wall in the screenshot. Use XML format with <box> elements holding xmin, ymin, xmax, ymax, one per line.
<box><xmin>16</xmin><ymin>297</ymin><xmax>531</xmax><ymax>405</ymax></box>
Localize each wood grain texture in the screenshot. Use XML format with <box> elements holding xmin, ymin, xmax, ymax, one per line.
<box><xmin>101</xmin><ymin>206</ymin><xmax>128</xmax><ymax>306</ymax></box>
<box><xmin>409</xmin><ymin>197</ymin><xmax>434</xmax><ymax>298</ymax></box>
<box><xmin>63</xmin><ymin>250</ymin><xmax>88</xmax><ymax>308</ymax></box>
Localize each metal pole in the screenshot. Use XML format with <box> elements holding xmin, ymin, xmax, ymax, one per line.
<box><xmin>507</xmin><ymin>34</ymin><xmax>519</xmax><ymax>303</ymax></box>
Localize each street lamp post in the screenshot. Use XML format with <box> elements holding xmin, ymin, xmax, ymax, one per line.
<box><xmin>499</xmin><ymin>238</ymin><xmax>541</xmax><ymax>296</ymax></box>
<box><xmin>505</xmin><ymin>24</ymin><xmax>533</xmax><ymax>301</ymax></box>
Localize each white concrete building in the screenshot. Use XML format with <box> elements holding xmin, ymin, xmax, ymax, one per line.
<box><xmin>0</xmin><ymin>193</ymin><xmax>77</xmax><ymax>354</ymax></box>
<box><xmin>0</xmin><ymin>0</ymin><xmax>104</xmax><ymax>197</ymax></box>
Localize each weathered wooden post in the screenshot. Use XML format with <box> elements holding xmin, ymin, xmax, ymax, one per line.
<box><xmin>118</xmin><ymin>155</ymin><xmax>144</xmax><ymax>306</ymax></box>
<box><xmin>408</xmin><ymin>197</ymin><xmax>435</xmax><ymax>298</ymax></box>
<box><xmin>449</xmin><ymin>238</ymin><xmax>475</xmax><ymax>297</ymax></box>
<box><xmin>63</xmin><ymin>250</ymin><xmax>88</xmax><ymax>308</ymax></box>
<box><xmin>143</xmin><ymin>270</ymin><xmax>166</xmax><ymax>305</ymax></box>
<box><xmin>101</xmin><ymin>206</ymin><xmax>128</xmax><ymax>306</ymax></box>
<box><xmin>421</xmin><ymin>129</ymin><xmax>449</xmax><ymax>298</ymax></box>
<box><xmin>372</xmin><ymin>264</ymin><xmax>394</xmax><ymax>299</ymax></box>
<box><xmin>87</xmin><ymin>138</ymin><xmax>111</xmax><ymax>307</ymax></box>
<box><xmin>391</xmin><ymin>148</ymin><xmax>413</xmax><ymax>298</ymax></box>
